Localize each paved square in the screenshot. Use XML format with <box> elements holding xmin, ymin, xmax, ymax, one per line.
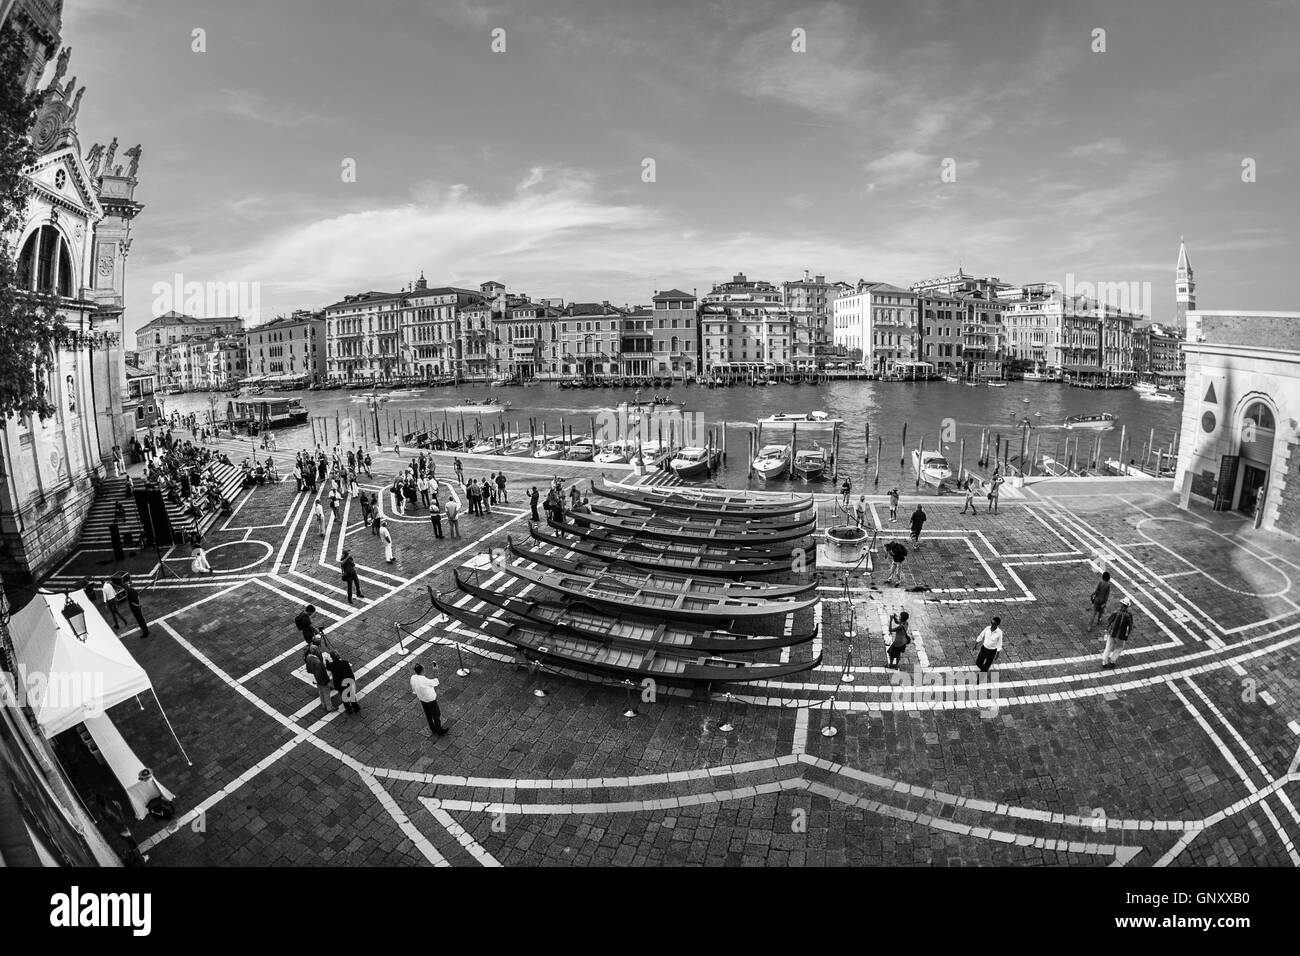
<box><xmin>47</xmin><ymin>437</ymin><xmax>1300</xmax><ymax>866</ymax></box>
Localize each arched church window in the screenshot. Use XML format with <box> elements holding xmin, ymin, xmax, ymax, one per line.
<box><xmin>19</xmin><ymin>226</ymin><xmax>75</xmax><ymax>296</ymax></box>
<box><xmin>1244</xmin><ymin>402</ymin><xmax>1275</xmax><ymax>431</ymax></box>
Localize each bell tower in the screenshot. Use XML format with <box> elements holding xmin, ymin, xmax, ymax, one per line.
<box><xmin>1175</xmin><ymin>236</ymin><xmax>1195</xmax><ymax>331</ymax></box>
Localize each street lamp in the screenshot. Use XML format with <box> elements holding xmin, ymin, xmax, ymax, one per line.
<box><xmin>61</xmin><ymin>593</ymin><xmax>88</xmax><ymax>641</ymax></box>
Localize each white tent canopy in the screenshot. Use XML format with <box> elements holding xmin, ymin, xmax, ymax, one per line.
<box><xmin>9</xmin><ymin>590</ymin><xmax>153</xmax><ymax>738</ymax></box>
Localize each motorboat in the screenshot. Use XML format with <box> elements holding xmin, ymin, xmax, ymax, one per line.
<box><xmin>670</xmin><ymin>446</ymin><xmax>713</xmax><ymax>480</ymax></box>
<box><xmin>501</xmin><ymin>436</ymin><xmax>535</xmax><ymax>457</ymax></box>
<box><xmin>1064</xmin><ymin>413</ymin><xmax>1117</xmax><ymax>430</ymax></box>
<box><xmin>1133</xmin><ymin>381</ymin><xmax>1158</xmax><ymax>394</ymax></box>
<box><xmin>1022</xmin><ymin>371</ymin><xmax>1049</xmax><ymax>381</ymax></box>
<box><xmin>567</xmin><ymin>438</ymin><xmax>596</xmax><ymax>462</ymax></box>
<box><xmin>986</xmin><ymin>380</ymin><xmax>1007</xmax><ymax>388</ymax></box>
<box><xmin>762</xmin><ymin>411</ymin><xmax>832</xmax><ymax>423</ymax></box>
<box><xmin>446</xmin><ymin>402</ymin><xmax>507</xmax><ymax>414</ymax></box>
<box><xmin>751</xmin><ymin>443</ymin><xmax>791</xmax><ymax>480</ymax></box>
<box><xmin>594</xmin><ymin>441</ymin><xmax>630</xmax><ymax>465</ymax></box>
<box><xmin>1140</xmin><ymin>391</ymin><xmax>1177</xmax><ymax>403</ymax></box>
<box><xmin>912</xmin><ymin>448</ymin><xmax>953</xmax><ymax>488</ymax></box>
<box><xmin>533</xmin><ymin>438</ymin><xmax>567</xmax><ymax>460</ymax></box>
<box><xmin>792</xmin><ymin>447</ymin><xmax>826</xmax><ymax>480</ymax></box>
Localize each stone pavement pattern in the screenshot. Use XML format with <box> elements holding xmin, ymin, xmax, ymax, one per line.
<box><xmin>45</xmin><ymin>435</ymin><xmax>1300</xmax><ymax>866</ymax></box>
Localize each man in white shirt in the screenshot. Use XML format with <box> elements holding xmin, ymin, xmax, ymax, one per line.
<box><xmin>100</xmin><ymin>577</ymin><xmax>126</xmax><ymax>628</ymax></box>
<box><xmin>974</xmin><ymin>616</ymin><xmax>1004</xmax><ymax>673</ymax></box>
<box><xmin>410</xmin><ymin>662</ymin><xmax>448</xmax><ymax>736</ymax></box>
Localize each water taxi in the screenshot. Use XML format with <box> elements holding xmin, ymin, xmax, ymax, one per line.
<box><xmin>226</xmin><ymin>396</ymin><xmax>308</xmax><ymax>430</ymax></box>
<box><xmin>670</xmin><ymin>446</ymin><xmax>713</xmax><ymax>480</ymax></box>
<box><xmin>594</xmin><ymin>441</ymin><xmax>631</xmax><ymax>465</ymax></box>
<box><xmin>752</xmin><ymin>443</ymin><xmax>791</xmax><ymax>480</ymax></box>
<box><xmin>792</xmin><ymin>447</ymin><xmax>827</xmax><ymax>481</ymax></box>
<box><xmin>1064</xmin><ymin>413</ymin><xmax>1118</xmax><ymax>430</ymax></box>
<box><xmin>912</xmin><ymin>448</ymin><xmax>953</xmax><ymax>488</ymax></box>
<box><xmin>1139</xmin><ymin>391</ymin><xmax>1178</xmax><ymax>403</ymax></box>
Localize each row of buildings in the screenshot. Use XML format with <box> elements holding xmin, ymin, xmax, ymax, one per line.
<box><xmin>131</xmin><ymin>249</ymin><xmax>1195</xmax><ymax>389</ymax></box>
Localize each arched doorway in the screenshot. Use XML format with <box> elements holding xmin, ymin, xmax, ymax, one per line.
<box><xmin>1237</xmin><ymin>400</ymin><xmax>1276</xmax><ymax>518</ymax></box>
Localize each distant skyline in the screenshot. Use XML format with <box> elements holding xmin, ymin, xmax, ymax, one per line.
<box><xmin>57</xmin><ymin>0</ymin><xmax>1300</xmax><ymax>344</ymax></box>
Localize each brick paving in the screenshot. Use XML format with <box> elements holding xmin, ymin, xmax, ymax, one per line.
<box><xmin>46</xmin><ymin>436</ymin><xmax>1300</xmax><ymax>866</ymax></box>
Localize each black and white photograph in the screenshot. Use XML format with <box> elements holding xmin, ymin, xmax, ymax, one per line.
<box><xmin>0</xmin><ymin>0</ymin><xmax>1296</xmax><ymax>933</ymax></box>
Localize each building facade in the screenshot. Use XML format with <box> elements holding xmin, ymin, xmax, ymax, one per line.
<box><xmin>1176</xmin><ymin>311</ymin><xmax>1300</xmax><ymax>533</ymax></box>
<box><xmin>650</xmin><ymin>289</ymin><xmax>699</xmax><ymax>380</ymax></box>
<box><xmin>832</xmin><ymin>281</ymin><xmax>920</xmax><ymax>375</ymax></box>
<box><xmin>1</xmin><ymin>10</ymin><xmax>142</xmax><ymax>582</ymax></box>
<box><xmin>134</xmin><ymin>311</ymin><xmax>242</xmax><ymax>386</ymax></box>
<box><xmin>699</xmin><ymin>273</ymin><xmax>793</xmax><ymax>380</ymax></box>
<box><xmin>323</xmin><ymin>290</ymin><xmax>403</xmax><ymax>381</ymax></box>
<box><xmin>246</xmin><ymin>311</ymin><xmax>325</xmax><ymax>383</ymax></box>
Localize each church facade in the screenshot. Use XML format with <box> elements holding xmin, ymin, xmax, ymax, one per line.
<box><xmin>0</xmin><ymin>0</ymin><xmax>144</xmax><ymax>583</ymax></box>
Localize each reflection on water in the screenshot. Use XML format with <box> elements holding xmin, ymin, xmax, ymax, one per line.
<box><xmin>164</xmin><ymin>380</ymin><xmax>1181</xmax><ymax>492</ymax></box>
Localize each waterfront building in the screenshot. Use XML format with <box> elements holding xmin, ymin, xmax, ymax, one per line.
<box><xmin>135</xmin><ymin>311</ymin><xmax>242</xmax><ymax>385</ymax></box>
<box><xmin>559</xmin><ymin>301</ymin><xmax>628</xmax><ymax>378</ymax></box>
<box><xmin>918</xmin><ymin>292</ymin><xmax>966</xmax><ymax>376</ymax></box>
<box><xmin>496</xmin><ymin>294</ymin><xmax>559</xmax><ymax>380</ymax></box>
<box><xmin>123</xmin><ymin>356</ymin><xmax>158</xmax><ymax>432</ymax></box>
<box><xmin>457</xmin><ymin>297</ymin><xmax>494</xmax><ymax>382</ymax></box>
<box><xmin>782</xmin><ymin>272</ymin><xmax>848</xmax><ymax>370</ymax></box>
<box><xmin>650</xmin><ymin>289</ymin><xmax>699</xmax><ymax>381</ymax></box>
<box><xmin>323</xmin><ymin>290</ymin><xmax>403</xmax><ymax>382</ymax></box>
<box><xmin>831</xmin><ymin>280</ymin><xmax>920</xmax><ymax>376</ymax></box>
<box><xmin>699</xmin><ymin>273</ymin><xmax>793</xmax><ymax>380</ymax></box>
<box><xmin>398</xmin><ymin>276</ymin><xmax>482</xmax><ymax>380</ymax></box>
<box><xmin>1149</xmin><ymin>322</ymin><xmax>1185</xmax><ymax>378</ymax></box>
<box><xmin>1176</xmin><ymin>310</ymin><xmax>1300</xmax><ymax>531</ymax></box>
<box><xmin>621</xmin><ymin>306</ymin><xmax>656</xmax><ymax>378</ymax></box>
<box><xmin>1000</xmin><ymin>284</ymin><xmax>1138</xmax><ymax>381</ymax></box>
<box><xmin>245</xmin><ymin>310</ymin><xmax>325</xmax><ymax>384</ymax></box>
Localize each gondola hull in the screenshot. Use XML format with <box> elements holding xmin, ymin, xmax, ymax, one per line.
<box><xmin>435</xmin><ymin>592</ymin><xmax>821</xmax><ymax>685</ymax></box>
<box><xmin>452</xmin><ymin>570</ymin><xmax>818</xmax><ymax>651</ymax></box>
<box><xmin>548</xmin><ymin>515</ymin><xmax>809</xmax><ymax>559</ymax></box>
<box><xmin>530</xmin><ymin>523</ymin><xmax>804</xmax><ymax>576</ymax></box>
<box><xmin>508</xmin><ymin>537</ymin><xmax>815</xmax><ymax>598</ymax></box>
<box><xmin>589</xmin><ymin>476</ymin><xmax>813</xmax><ymax>518</ymax></box>
<box><xmin>565</xmin><ymin>508</ymin><xmax>815</xmax><ymax>546</ymax></box>
<box><xmin>586</xmin><ymin>500</ymin><xmax>817</xmax><ymax>532</ymax></box>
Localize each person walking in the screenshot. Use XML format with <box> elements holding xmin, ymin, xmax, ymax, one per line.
<box><xmin>962</xmin><ymin>478</ymin><xmax>977</xmax><ymax>516</ymax></box>
<box><xmin>304</xmin><ymin>641</ymin><xmax>337</xmax><ymax>713</ymax></box>
<box><xmin>340</xmin><ymin>548</ymin><xmax>363</xmax><ymax>604</ymax></box>
<box><xmin>528</xmin><ymin>486</ymin><xmax>540</xmax><ymax>523</ymax></box>
<box><xmin>314</xmin><ymin>499</ymin><xmax>326</xmax><ymax>536</ymax></box>
<box><xmin>454</xmin><ymin>457</ymin><xmax>464</xmax><ymax>485</ymax></box>
<box><xmin>410</xmin><ymin>662</ymin><xmax>448</xmax><ymax>736</ymax></box>
<box><xmin>100</xmin><ymin>576</ymin><xmax>127</xmax><ymax>628</ymax></box>
<box><xmin>111</xmin><ymin>444</ymin><xmax>124</xmax><ymax>477</ymax></box>
<box><xmin>1100</xmin><ymin>597</ymin><xmax>1134</xmax><ymax>670</ymax></box>
<box><xmin>883</xmin><ymin>540</ymin><xmax>908</xmax><ymax>586</ymax></box>
<box><xmin>974</xmin><ymin>616</ymin><xmax>1004</xmax><ymax>674</ymax></box>
<box><xmin>328</xmin><ymin>487</ymin><xmax>341</xmax><ymax>520</ymax></box>
<box><xmin>429</xmin><ymin>498</ymin><xmax>444</xmax><ymax>539</ymax></box>
<box><xmin>327</xmin><ymin>653</ymin><xmax>361</xmax><ymax>715</ymax></box>
<box><xmin>888</xmin><ymin>487</ymin><xmax>899</xmax><ymax>521</ymax></box>
<box><xmin>445</xmin><ymin>496</ymin><xmax>460</xmax><ymax>538</ymax></box>
<box><xmin>496</xmin><ymin>471</ymin><xmax>508</xmax><ymax>503</ymax></box>
<box><xmin>363</xmin><ymin>452</ymin><xmax>373</xmax><ymax>478</ymax></box>
<box><xmin>886</xmin><ymin>611</ymin><xmax>911</xmax><ymax>669</ymax></box>
<box><xmin>122</xmin><ymin>574</ymin><xmax>149</xmax><ymax>639</ymax></box>
<box><xmin>840</xmin><ymin>477</ymin><xmax>852</xmax><ymax>510</ymax></box>
<box><xmin>853</xmin><ymin>495</ymin><xmax>867</xmax><ymax>528</ymax></box>
<box><xmin>380</xmin><ymin>518</ymin><xmax>395</xmax><ymax>564</ymax></box>
<box><xmin>1089</xmin><ymin>571</ymin><xmax>1112</xmax><ymax>628</ymax></box>
<box><xmin>909</xmin><ymin>504</ymin><xmax>927</xmax><ymax>550</ymax></box>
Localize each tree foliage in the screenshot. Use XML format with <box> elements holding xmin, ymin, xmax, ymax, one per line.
<box><xmin>0</xmin><ymin>21</ymin><xmax>65</xmax><ymax>422</ymax></box>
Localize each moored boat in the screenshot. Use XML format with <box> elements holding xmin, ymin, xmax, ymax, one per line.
<box><xmin>549</xmin><ymin>515</ymin><xmax>808</xmax><ymax>560</ymax></box>
<box><xmin>563</xmin><ymin>508</ymin><xmax>814</xmax><ymax>547</ymax></box>
<box><xmin>670</xmin><ymin>446</ymin><xmax>713</xmax><ymax>480</ymax></box>
<box><xmin>912</xmin><ymin>448</ymin><xmax>953</xmax><ymax>488</ymax></box>
<box><xmin>792</xmin><ymin>447</ymin><xmax>826</xmax><ymax>481</ymax></box>
<box><xmin>752</xmin><ymin>443</ymin><xmax>791</xmax><ymax>480</ymax></box>
<box><xmin>529</xmin><ymin>523</ymin><xmax>804</xmax><ymax>576</ymax></box>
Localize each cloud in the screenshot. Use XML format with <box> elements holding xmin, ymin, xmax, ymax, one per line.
<box><xmin>215</xmin><ymin>89</ymin><xmax>324</xmax><ymax>128</ymax></box>
<box><xmin>1068</xmin><ymin>138</ymin><xmax>1129</xmax><ymax>160</ymax></box>
<box><xmin>784</xmin><ymin>194</ymin><xmax>816</xmax><ymax>210</ymax></box>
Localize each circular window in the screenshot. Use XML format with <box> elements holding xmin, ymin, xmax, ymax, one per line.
<box><xmin>54</xmin><ymin>169</ymin><xmax>66</xmax><ymax>190</ymax></box>
<box><xmin>1201</xmin><ymin>411</ymin><xmax>1217</xmax><ymax>434</ymax></box>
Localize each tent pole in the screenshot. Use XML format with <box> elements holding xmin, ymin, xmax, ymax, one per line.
<box><xmin>152</xmin><ymin>689</ymin><xmax>193</xmax><ymax>766</ymax></box>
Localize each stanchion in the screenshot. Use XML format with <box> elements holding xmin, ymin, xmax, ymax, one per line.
<box><xmin>840</xmin><ymin>643</ymin><xmax>855</xmax><ymax>683</ymax></box>
<box><xmin>394</xmin><ymin>623</ymin><xmax>410</xmax><ymax>657</ymax></box>
<box><xmin>718</xmin><ymin>692</ymin><xmax>735</xmax><ymax>733</ymax></box>
<box><xmin>842</xmin><ymin>572</ymin><xmax>856</xmax><ymax>639</ymax></box>
<box><xmin>820</xmin><ymin>695</ymin><xmax>839</xmax><ymax>737</ymax></box>
<box><xmin>621</xmin><ymin>678</ymin><xmax>638</xmax><ymax>718</ymax></box>
<box><xmin>454</xmin><ymin>641</ymin><xmax>470</xmax><ymax>677</ymax></box>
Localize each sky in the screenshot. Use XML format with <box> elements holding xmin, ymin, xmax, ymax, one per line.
<box><xmin>53</xmin><ymin>0</ymin><xmax>1300</xmax><ymax>344</ymax></box>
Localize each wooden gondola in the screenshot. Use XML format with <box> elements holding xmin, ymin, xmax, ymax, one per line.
<box><xmin>563</xmin><ymin>508</ymin><xmax>815</xmax><ymax>547</ymax></box>
<box><xmin>589</xmin><ymin>475</ymin><xmax>814</xmax><ymax>518</ymax></box>
<box><xmin>586</xmin><ymin>499</ymin><xmax>817</xmax><ymax>532</ymax></box>
<box><xmin>499</xmin><ymin>556</ymin><xmax>817</xmax><ymax>621</ymax></box>
<box><xmin>452</xmin><ymin>570</ymin><xmax>817</xmax><ymax>651</ymax></box>
<box><xmin>507</xmin><ymin>537</ymin><xmax>815</xmax><ymax>598</ymax></box>
<box><xmin>529</xmin><ymin>523</ymin><xmax>804</xmax><ymax>577</ymax></box>
<box><xmin>547</xmin><ymin>515</ymin><xmax>810</xmax><ymax>560</ymax></box>
<box><xmin>434</xmin><ymin>592</ymin><xmax>821</xmax><ymax>686</ymax></box>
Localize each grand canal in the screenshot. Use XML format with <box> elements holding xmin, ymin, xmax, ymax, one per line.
<box><xmin>162</xmin><ymin>379</ymin><xmax>1182</xmax><ymax>492</ymax></box>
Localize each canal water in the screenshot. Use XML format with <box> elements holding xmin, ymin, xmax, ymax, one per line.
<box><xmin>163</xmin><ymin>380</ymin><xmax>1182</xmax><ymax>493</ymax></box>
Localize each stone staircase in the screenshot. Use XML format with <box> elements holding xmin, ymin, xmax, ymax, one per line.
<box><xmin>78</xmin><ymin>463</ymin><xmax>246</xmax><ymax>548</ymax></box>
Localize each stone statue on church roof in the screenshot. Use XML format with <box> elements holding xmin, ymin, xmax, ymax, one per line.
<box><xmin>125</xmin><ymin>144</ymin><xmax>142</xmax><ymax>179</ymax></box>
<box><xmin>85</xmin><ymin>142</ymin><xmax>104</xmax><ymax>175</ymax></box>
<box><xmin>103</xmin><ymin>136</ymin><xmax>118</xmax><ymax>171</ymax></box>
<box><xmin>48</xmin><ymin>47</ymin><xmax>70</xmax><ymax>91</ymax></box>
<box><xmin>67</xmin><ymin>85</ymin><xmax>83</xmax><ymax>125</ymax></box>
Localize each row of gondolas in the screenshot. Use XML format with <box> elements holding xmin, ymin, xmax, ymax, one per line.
<box><xmin>432</xmin><ymin>476</ymin><xmax>823</xmax><ymax>687</ymax></box>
